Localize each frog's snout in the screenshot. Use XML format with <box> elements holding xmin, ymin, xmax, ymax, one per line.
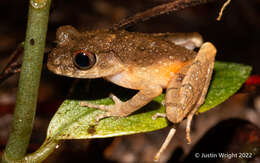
<box><xmin>47</xmin><ymin>51</ymin><xmax>58</xmax><ymax>70</ymax></box>
<box><xmin>47</xmin><ymin>49</ymin><xmax>67</xmax><ymax>75</ymax></box>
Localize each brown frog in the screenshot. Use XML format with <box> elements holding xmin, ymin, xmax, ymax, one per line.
<box><xmin>47</xmin><ymin>25</ymin><xmax>216</xmax><ymax>160</ymax></box>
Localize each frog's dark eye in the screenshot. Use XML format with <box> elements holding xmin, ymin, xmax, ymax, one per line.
<box><xmin>73</xmin><ymin>50</ymin><xmax>96</xmax><ymax>70</ymax></box>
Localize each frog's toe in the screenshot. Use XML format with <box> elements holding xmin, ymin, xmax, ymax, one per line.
<box><xmin>95</xmin><ymin>107</ymin><xmax>125</xmax><ymax>122</ymax></box>
<box><xmin>80</xmin><ymin>101</ymin><xmax>111</xmax><ymax>111</ymax></box>
<box><xmin>161</xmin><ymin>100</ymin><xmax>166</xmax><ymax>106</ymax></box>
<box><xmin>109</xmin><ymin>93</ymin><xmax>122</xmax><ymax>105</ymax></box>
<box><xmin>95</xmin><ymin>112</ymin><xmax>114</xmax><ymax>122</ymax></box>
<box><xmin>152</xmin><ymin>113</ymin><xmax>166</xmax><ymax>120</ymax></box>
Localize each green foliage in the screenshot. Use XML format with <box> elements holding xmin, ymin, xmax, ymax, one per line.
<box><xmin>47</xmin><ymin>61</ymin><xmax>252</xmax><ymax>140</ymax></box>
<box><xmin>199</xmin><ymin>61</ymin><xmax>252</xmax><ymax>112</ymax></box>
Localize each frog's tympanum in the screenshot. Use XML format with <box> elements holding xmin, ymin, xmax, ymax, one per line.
<box><xmin>47</xmin><ymin>25</ymin><xmax>216</xmax><ymax>152</ymax></box>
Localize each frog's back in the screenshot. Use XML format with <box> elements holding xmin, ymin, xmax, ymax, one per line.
<box><xmin>111</xmin><ymin>30</ymin><xmax>196</xmax><ymax>67</ymax></box>
<box><xmin>104</xmin><ymin>30</ymin><xmax>197</xmax><ymax>89</ymax></box>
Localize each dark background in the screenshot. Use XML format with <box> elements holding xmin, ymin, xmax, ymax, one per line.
<box><xmin>0</xmin><ymin>0</ymin><xmax>259</xmax><ymax>162</ymax></box>
<box><xmin>1</xmin><ymin>0</ymin><xmax>260</xmax><ymax>72</ymax></box>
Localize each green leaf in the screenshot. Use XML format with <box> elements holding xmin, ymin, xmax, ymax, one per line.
<box><xmin>47</xmin><ymin>61</ymin><xmax>251</xmax><ymax>140</ymax></box>
<box><xmin>198</xmin><ymin>62</ymin><xmax>252</xmax><ymax>113</ymax></box>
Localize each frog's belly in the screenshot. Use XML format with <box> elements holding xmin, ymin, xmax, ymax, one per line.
<box><xmin>105</xmin><ymin>60</ymin><xmax>190</xmax><ymax>90</ymax></box>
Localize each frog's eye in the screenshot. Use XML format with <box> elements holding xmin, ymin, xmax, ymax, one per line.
<box><xmin>73</xmin><ymin>50</ymin><xmax>96</xmax><ymax>70</ymax></box>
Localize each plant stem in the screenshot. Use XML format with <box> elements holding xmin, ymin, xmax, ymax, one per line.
<box><xmin>23</xmin><ymin>139</ymin><xmax>59</xmax><ymax>163</ymax></box>
<box><xmin>2</xmin><ymin>139</ymin><xmax>60</xmax><ymax>163</ymax></box>
<box><xmin>2</xmin><ymin>0</ymin><xmax>52</xmax><ymax>161</ymax></box>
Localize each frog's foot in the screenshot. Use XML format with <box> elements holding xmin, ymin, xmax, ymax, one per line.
<box><xmin>161</xmin><ymin>100</ymin><xmax>165</xmax><ymax>106</ymax></box>
<box><xmin>80</xmin><ymin>94</ymin><xmax>122</xmax><ymax>111</ymax></box>
<box><xmin>152</xmin><ymin>113</ymin><xmax>166</xmax><ymax>120</ymax></box>
<box><xmin>94</xmin><ymin>112</ymin><xmax>115</xmax><ymax>122</ymax></box>
<box><xmin>80</xmin><ymin>101</ymin><xmax>111</xmax><ymax>112</ymax></box>
<box><xmin>152</xmin><ymin>110</ymin><xmax>194</xmax><ymax>143</ymax></box>
<box><xmin>80</xmin><ymin>94</ymin><xmax>124</xmax><ymax>122</ymax></box>
<box><xmin>109</xmin><ymin>93</ymin><xmax>122</xmax><ymax>105</ymax></box>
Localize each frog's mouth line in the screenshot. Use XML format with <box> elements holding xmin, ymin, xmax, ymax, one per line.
<box><xmin>46</xmin><ymin>62</ymin><xmax>70</xmax><ymax>77</ymax></box>
<box><xmin>47</xmin><ymin>62</ymin><xmax>101</xmax><ymax>79</ymax></box>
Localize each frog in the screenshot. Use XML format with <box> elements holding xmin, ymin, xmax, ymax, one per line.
<box><xmin>47</xmin><ymin>25</ymin><xmax>216</xmax><ymax>150</ymax></box>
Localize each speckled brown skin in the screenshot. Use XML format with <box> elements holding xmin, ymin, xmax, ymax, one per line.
<box><xmin>47</xmin><ymin>26</ymin><xmax>196</xmax><ymax>79</ymax></box>
<box><xmin>47</xmin><ymin>26</ymin><xmax>216</xmax><ymax>132</ymax></box>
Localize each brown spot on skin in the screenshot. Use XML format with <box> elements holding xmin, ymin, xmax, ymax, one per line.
<box><xmin>192</xmin><ymin>60</ymin><xmax>201</xmax><ymax>66</ymax></box>
<box><xmin>30</xmin><ymin>39</ymin><xmax>35</xmax><ymax>45</ymax></box>
<box><xmin>182</xmin><ymin>56</ymin><xmax>188</xmax><ymax>62</ymax></box>
<box><xmin>87</xmin><ymin>125</ymin><xmax>96</xmax><ymax>135</ymax></box>
<box><xmin>182</xmin><ymin>83</ymin><xmax>193</xmax><ymax>90</ymax></box>
<box><xmin>176</xmin><ymin>73</ymin><xmax>185</xmax><ymax>82</ymax></box>
<box><xmin>138</xmin><ymin>46</ymin><xmax>145</xmax><ymax>51</ymax></box>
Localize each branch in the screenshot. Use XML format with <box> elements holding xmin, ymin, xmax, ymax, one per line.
<box><xmin>2</xmin><ymin>139</ymin><xmax>60</xmax><ymax>163</ymax></box>
<box><xmin>2</xmin><ymin>0</ymin><xmax>52</xmax><ymax>161</ymax></box>
<box><xmin>217</xmin><ymin>0</ymin><xmax>231</xmax><ymax>21</ymax></box>
<box><xmin>110</xmin><ymin>0</ymin><xmax>224</xmax><ymax>31</ymax></box>
<box><xmin>0</xmin><ymin>44</ymin><xmax>23</xmax><ymax>86</ymax></box>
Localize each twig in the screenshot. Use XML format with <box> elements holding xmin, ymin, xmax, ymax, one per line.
<box><xmin>217</xmin><ymin>0</ymin><xmax>231</xmax><ymax>21</ymax></box>
<box><xmin>110</xmin><ymin>0</ymin><xmax>218</xmax><ymax>31</ymax></box>
<box><xmin>0</xmin><ymin>41</ymin><xmax>55</xmax><ymax>86</ymax></box>
<box><xmin>0</xmin><ymin>44</ymin><xmax>23</xmax><ymax>85</ymax></box>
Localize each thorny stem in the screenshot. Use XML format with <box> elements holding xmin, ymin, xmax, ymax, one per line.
<box><xmin>2</xmin><ymin>0</ymin><xmax>52</xmax><ymax>162</ymax></box>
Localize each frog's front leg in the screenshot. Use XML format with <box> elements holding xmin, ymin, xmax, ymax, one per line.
<box><xmin>165</xmin><ymin>42</ymin><xmax>216</xmax><ymax>142</ymax></box>
<box><xmin>80</xmin><ymin>86</ymin><xmax>162</xmax><ymax>121</ymax></box>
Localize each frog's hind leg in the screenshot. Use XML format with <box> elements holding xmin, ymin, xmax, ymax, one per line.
<box><xmin>165</xmin><ymin>42</ymin><xmax>216</xmax><ymax>142</ymax></box>
<box><xmin>154</xmin><ymin>42</ymin><xmax>216</xmax><ymax>161</ymax></box>
<box><xmin>185</xmin><ymin>42</ymin><xmax>216</xmax><ymax>143</ymax></box>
